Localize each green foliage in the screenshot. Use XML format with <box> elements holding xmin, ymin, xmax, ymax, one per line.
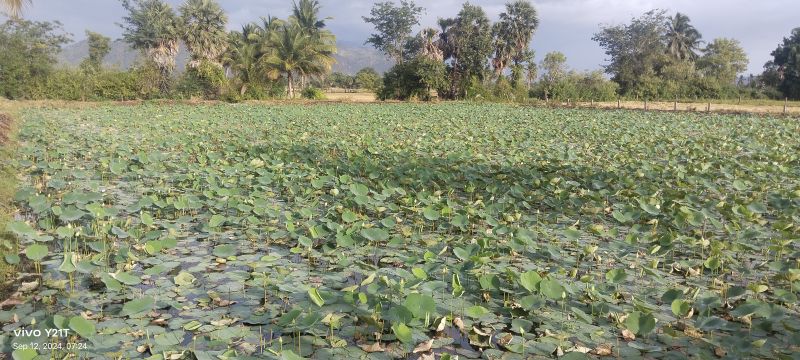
<box><xmin>698</xmin><ymin>38</ymin><xmax>749</xmax><ymax>87</ymax></box>
<box><xmin>80</xmin><ymin>30</ymin><xmax>111</xmax><ymax>73</ymax></box>
<box><xmin>770</xmin><ymin>27</ymin><xmax>800</xmax><ymax>100</ymax></box>
<box><xmin>9</xmin><ymin>103</ymin><xmax>800</xmax><ymax>357</ymax></box>
<box><xmin>438</xmin><ymin>3</ymin><xmax>494</xmax><ymax>99</ymax></box>
<box><xmin>378</xmin><ymin>56</ymin><xmax>446</xmax><ymax>101</ymax></box>
<box><xmin>301</xmin><ymin>86</ymin><xmax>325</xmax><ymax>100</ymax></box>
<box><xmin>592</xmin><ymin>10</ymin><xmax>668</xmax><ymax>98</ymax></box>
<box><xmin>0</xmin><ymin>19</ymin><xmax>70</xmax><ymax>99</ymax></box>
<box><xmin>354</xmin><ymin>67</ymin><xmax>381</xmax><ymax>91</ymax></box>
<box><xmin>120</xmin><ymin>0</ymin><xmax>181</xmax><ymax>94</ymax></box>
<box><xmin>258</xmin><ymin>20</ymin><xmax>336</xmax><ymax>98</ymax></box>
<box><xmin>491</xmin><ymin>0</ymin><xmax>538</xmax><ymax>76</ymax></box>
<box><xmin>326</xmin><ymin>72</ymin><xmax>356</xmax><ymax>90</ymax></box>
<box><xmin>665</xmin><ymin>12</ymin><xmax>702</xmax><ymax>61</ymax></box>
<box><xmin>176</xmin><ymin>60</ymin><xmax>228</xmax><ymax>99</ymax></box>
<box><xmin>363</xmin><ymin>0</ymin><xmax>423</xmax><ymax>63</ymax></box>
<box><xmin>180</xmin><ymin>0</ymin><xmax>228</xmax><ymax>67</ymax></box>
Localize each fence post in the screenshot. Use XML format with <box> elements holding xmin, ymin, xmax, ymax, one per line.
<box><xmin>674</xmin><ymin>97</ymin><xmax>677</xmax><ymax>111</ymax></box>
<box><xmin>707</xmin><ymin>102</ymin><xmax>711</xmax><ymax>112</ymax></box>
<box><xmin>617</xmin><ymin>98</ymin><xmax>621</xmax><ymax>109</ymax></box>
<box><xmin>591</xmin><ymin>99</ymin><xmax>594</xmax><ymax>107</ymax></box>
<box><xmin>644</xmin><ymin>99</ymin><xmax>648</xmax><ymax>111</ymax></box>
<box><xmin>785</xmin><ymin>98</ymin><xmax>788</xmax><ymax>114</ymax></box>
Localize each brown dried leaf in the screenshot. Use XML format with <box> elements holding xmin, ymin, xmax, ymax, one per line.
<box><xmin>435</xmin><ymin>317</ymin><xmax>446</xmax><ymax>332</ymax></box>
<box><xmin>412</xmin><ymin>339</ymin><xmax>433</xmax><ymax>353</ymax></box>
<box><xmin>497</xmin><ymin>333</ymin><xmax>513</xmax><ymax>347</ymax></box>
<box><xmin>453</xmin><ymin>317</ymin><xmax>465</xmax><ymax>332</ymax></box>
<box><xmin>714</xmin><ymin>347</ymin><xmax>726</xmax><ymax>357</ymax></box>
<box><xmin>359</xmin><ymin>342</ymin><xmax>385</xmax><ymax>353</ymax></box>
<box><xmin>621</xmin><ymin>329</ymin><xmax>636</xmax><ymax>341</ymax></box>
<box><xmin>594</xmin><ymin>343</ymin><xmax>613</xmax><ymax>356</ymax></box>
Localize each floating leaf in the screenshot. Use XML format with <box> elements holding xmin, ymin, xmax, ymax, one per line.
<box><xmin>24</xmin><ymin>244</ymin><xmax>48</xmax><ymax>261</ymax></box>
<box><xmin>360</xmin><ymin>228</ymin><xmax>389</xmax><ymax>242</ymax></box>
<box><xmin>308</xmin><ymin>288</ymin><xmax>325</xmax><ymax>307</ymax></box>
<box><xmin>392</xmin><ymin>323</ymin><xmax>413</xmax><ymax>344</ymax></box>
<box><xmin>518</xmin><ymin>271</ymin><xmax>542</xmax><ymax>293</ymax></box>
<box><xmin>624</xmin><ymin>311</ymin><xmax>656</xmax><ymax>335</ymax></box>
<box><xmin>68</xmin><ymin>316</ymin><xmax>96</xmax><ymax>338</ymax></box>
<box><xmin>121</xmin><ymin>297</ymin><xmax>155</xmax><ymax>317</ymax></box>
<box><xmin>174</xmin><ymin>272</ymin><xmax>196</xmax><ymax>287</ymax></box>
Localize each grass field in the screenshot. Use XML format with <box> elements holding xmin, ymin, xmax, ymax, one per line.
<box><xmin>1</xmin><ymin>103</ymin><xmax>799</xmax><ymax>359</ymax></box>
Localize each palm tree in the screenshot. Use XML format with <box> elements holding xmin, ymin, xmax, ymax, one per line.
<box><xmin>289</xmin><ymin>0</ymin><xmax>335</xmax><ymax>88</ymax></box>
<box><xmin>180</xmin><ymin>0</ymin><xmax>228</xmax><ymax>68</ymax></box>
<box><xmin>492</xmin><ymin>0</ymin><xmax>538</xmax><ymax>77</ymax></box>
<box><xmin>258</xmin><ymin>20</ymin><xmax>335</xmax><ymax>98</ymax></box>
<box><xmin>120</xmin><ymin>0</ymin><xmax>182</xmax><ymax>93</ymax></box>
<box><xmin>665</xmin><ymin>12</ymin><xmax>702</xmax><ymax>61</ymax></box>
<box><xmin>291</xmin><ymin>0</ymin><xmax>329</xmax><ymax>34</ymax></box>
<box><xmin>1</xmin><ymin>0</ymin><xmax>29</xmax><ymax>17</ymax></box>
<box><xmin>223</xmin><ymin>26</ymin><xmax>261</xmax><ymax>95</ymax></box>
<box><xmin>419</xmin><ymin>27</ymin><xmax>443</xmax><ymax>61</ymax></box>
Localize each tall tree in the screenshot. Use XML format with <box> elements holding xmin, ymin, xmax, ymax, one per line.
<box><xmin>664</xmin><ymin>12</ymin><xmax>702</xmax><ymax>61</ymax></box>
<box><xmin>0</xmin><ymin>19</ymin><xmax>70</xmax><ymax>99</ymax></box>
<box><xmin>769</xmin><ymin>27</ymin><xmax>800</xmax><ymax>100</ymax></box>
<box><xmin>258</xmin><ymin>20</ymin><xmax>335</xmax><ymax>98</ymax></box>
<box><xmin>363</xmin><ymin>0</ymin><xmax>423</xmax><ymax>64</ymax></box>
<box><xmin>539</xmin><ymin>51</ymin><xmax>567</xmax><ymax>100</ymax></box>
<box><xmin>404</xmin><ymin>27</ymin><xmax>443</xmax><ymax>61</ymax></box>
<box><xmin>120</xmin><ymin>0</ymin><xmax>182</xmax><ymax>93</ymax></box>
<box><xmin>290</xmin><ymin>0</ymin><xmax>336</xmax><ymax>88</ymax></box>
<box><xmin>592</xmin><ymin>10</ymin><xmax>669</xmax><ymax>97</ymax></box>
<box><xmin>491</xmin><ymin>0</ymin><xmax>538</xmax><ymax>77</ymax></box>
<box><xmin>223</xmin><ymin>25</ymin><xmax>261</xmax><ymax>95</ymax></box>
<box><xmin>291</xmin><ymin>0</ymin><xmax>329</xmax><ymax>34</ymax></box>
<box><xmin>1</xmin><ymin>0</ymin><xmax>29</xmax><ymax>18</ymax></box>
<box><xmin>354</xmin><ymin>67</ymin><xmax>381</xmax><ymax>90</ymax></box>
<box><xmin>698</xmin><ymin>38</ymin><xmax>748</xmax><ymax>85</ymax></box>
<box><xmin>438</xmin><ymin>2</ymin><xmax>493</xmax><ymax>99</ymax></box>
<box><xmin>180</xmin><ymin>0</ymin><xmax>228</xmax><ymax>68</ymax></box>
<box><xmin>81</xmin><ymin>31</ymin><xmax>111</xmax><ymax>72</ymax></box>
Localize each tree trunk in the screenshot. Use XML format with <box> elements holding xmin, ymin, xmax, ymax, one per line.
<box><xmin>287</xmin><ymin>72</ymin><xmax>294</xmax><ymax>99</ymax></box>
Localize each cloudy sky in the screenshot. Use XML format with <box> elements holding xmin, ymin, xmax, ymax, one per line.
<box><xmin>13</xmin><ymin>0</ymin><xmax>799</xmax><ymax>75</ymax></box>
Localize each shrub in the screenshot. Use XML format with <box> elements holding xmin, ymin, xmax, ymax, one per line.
<box><xmin>301</xmin><ymin>87</ymin><xmax>325</xmax><ymax>100</ymax></box>
<box><xmin>378</xmin><ymin>56</ymin><xmax>446</xmax><ymax>101</ymax></box>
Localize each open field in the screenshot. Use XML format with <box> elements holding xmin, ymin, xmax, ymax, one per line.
<box><xmin>1</xmin><ymin>103</ymin><xmax>799</xmax><ymax>359</ymax></box>
<box><xmin>587</xmin><ymin>100</ymin><xmax>800</xmax><ymax>115</ymax></box>
<box><xmin>324</xmin><ymin>91</ymin><xmax>379</xmax><ymax>103</ymax></box>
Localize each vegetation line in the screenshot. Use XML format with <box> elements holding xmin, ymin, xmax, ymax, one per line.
<box><xmin>0</xmin><ymin>109</ymin><xmax>19</xmax><ymax>296</ymax></box>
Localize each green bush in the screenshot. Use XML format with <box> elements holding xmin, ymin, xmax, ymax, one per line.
<box><xmin>378</xmin><ymin>57</ymin><xmax>446</xmax><ymax>101</ymax></box>
<box><xmin>301</xmin><ymin>87</ymin><xmax>325</xmax><ymax>100</ymax></box>
<box><xmin>176</xmin><ymin>61</ymin><xmax>228</xmax><ymax>99</ymax></box>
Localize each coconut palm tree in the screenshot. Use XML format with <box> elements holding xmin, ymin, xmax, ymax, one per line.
<box><xmin>289</xmin><ymin>0</ymin><xmax>335</xmax><ymax>88</ymax></box>
<box><xmin>223</xmin><ymin>26</ymin><xmax>261</xmax><ymax>95</ymax></box>
<box><xmin>1</xmin><ymin>0</ymin><xmax>29</xmax><ymax>17</ymax></box>
<box><xmin>665</xmin><ymin>12</ymin><xmax>702</xmax><ymax>61</ymax></box>
<box><xmin>180</xmin><ymin>0</ymin><xmax>228</xmax><ymax>68</ymax></box>
<box><xmin>120</xmin><ymin>0</ymin><xmax>182</xmax><ymax>93</ymax></box>
<box><xmin>258</xmin><ymin>20</ymin><xmax>335</xmax><ymax>98</ymax></box>
<box><xmin>291</xmin><ymin>0</ymin><xmax>329</xmax><ymax>34</ymax></box>
<box><xmin>419</xmin><ymin>27</ymin><xmax>443</xmax><ymax>61</ymax></box>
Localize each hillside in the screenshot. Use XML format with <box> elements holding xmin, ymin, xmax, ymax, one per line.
<box><xmin>57</xmin><ymin>40</ymin><xmax>392</xmax><ymax>75</ymax></box>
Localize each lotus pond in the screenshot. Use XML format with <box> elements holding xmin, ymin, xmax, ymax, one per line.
<box><xmin>2</xmin><ymin>103</ymin><xmax>799</xmax><ymax>359</ymax></box>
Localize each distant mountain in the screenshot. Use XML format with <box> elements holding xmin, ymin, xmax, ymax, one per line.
<box><xmin>57</xmin><ymin>40</ymin><xmax>392</xmax><ymax>75</ymax></box>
